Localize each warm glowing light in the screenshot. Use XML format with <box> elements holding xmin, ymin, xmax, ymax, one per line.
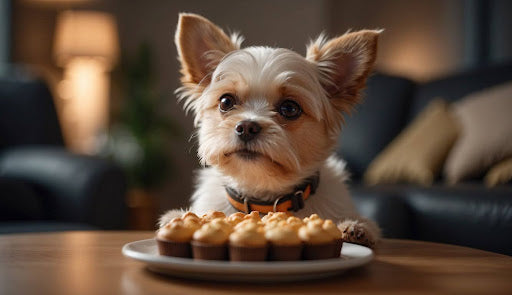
<box><xmin>54</xmin><ymin>10</ymin><xmax>119</xmax><ymax>153</ymax></box>
<box><xmin>58</xmin><ymin>57</ymin><xmax>109</xmax><ymax>153</ymax></box>
<box><xmin>54</xmin><ymin>10</ymin><xmax>119</xmax><ymax>69</ymax></box>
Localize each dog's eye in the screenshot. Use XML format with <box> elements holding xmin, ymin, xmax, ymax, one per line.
<box><xmin>278</xmin><ymin>100</ymin><xmax>302</xmax><ymax>120</ymax></box>
<box><xmin>219</xmin><ymin>94</ymin><xmax>235</xmax><ymax>112</ymax></box>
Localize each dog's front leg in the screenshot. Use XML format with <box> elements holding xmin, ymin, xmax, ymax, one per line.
<box><xmin>337</xmin><ymin>217</ymin><xmax>380</xmax><ymax>248</ymax></box>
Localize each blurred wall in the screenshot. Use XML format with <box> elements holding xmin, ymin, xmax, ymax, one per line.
<box><xmin>329</xmin><ymin>0</ymin><xmax>466</xmax><ymax>81</ymax></box>
<box><xmin>10</xmin><ymin>0</ymin><xmax>512</xmax><ymax>214</ymax></box>
<box><xmin>491</xmin><ymin>0</ymin><xmax>512</xmax><ymax>63</ymax></box>
<box><xmin>0</xmin><ymin>0</ymin><xmax>10</xmax><ymax>64</ymax></box>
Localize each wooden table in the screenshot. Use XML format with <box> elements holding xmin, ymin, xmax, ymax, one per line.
<box><xmin>1</xmin><ymin>231</ymin><xmax>511</xmax><ymax>295</ymax></box>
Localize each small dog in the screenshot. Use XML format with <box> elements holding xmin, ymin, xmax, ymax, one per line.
<box><xmin>161</xmin><ymin>13</ymin><xmax>381</xmax><ymax>248</ymax></box>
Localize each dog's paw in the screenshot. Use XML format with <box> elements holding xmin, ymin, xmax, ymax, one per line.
<box><xmin>337</xmin><ymin>220</ymin><xmax>377</xmax><ymax>248</ymax></box>
<box><xmin>158</xmin><ymin>209</ymin><xmax>188</xmax><ymax>228</ymax></box>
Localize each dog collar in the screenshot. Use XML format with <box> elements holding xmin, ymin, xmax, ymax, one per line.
<box><xmin>225</xmin><ymin>172</ymin><xmax>320</xmax><ymax>214</ymax></box>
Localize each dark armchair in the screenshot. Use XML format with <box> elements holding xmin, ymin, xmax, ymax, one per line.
<box><xmin>0</xmin><ymin>72</ymin><xmax>127</xmax><ymax>233</ymax></box>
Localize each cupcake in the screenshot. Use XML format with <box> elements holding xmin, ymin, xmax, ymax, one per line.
<box><xmin>229</xmin><ymin>223</ymin><xmax>268</xmax><ymax>261</ymax></box>
<box><xmin>156</xmin><ymin>219</ymin><xmax>195</xmax><ymax>258</ymax></box>
<box><xmin>298</xmin><ymin>222</ymin><xmax>336</xmax><ymax>260</ymax></box>
<box><xmin>201</xmin><ymin>210</ymin><xmax>226</xmax><ymax>224</ymax></box>
<box><xmin>191</xmin><ymin>223</ymin><xmax>230</xmax><ymax>260</ymax></box>
<box><xmin>265</xmin><ymin>225</ymin><xmax>302</xmax><ymax>261</ymax></box>
<box><xmin>226</xmin><ymin>212</ymin><xmax>245</xmax><ymax>226</ymax></box>
<box><xmin>323</xmin><ymin>220</ymin><xmax>343</xmax><ymax>257</ymax></box>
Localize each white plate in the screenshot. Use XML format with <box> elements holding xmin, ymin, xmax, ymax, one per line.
<box><xmin>122</xmin><ymin>239</ymin><xmax>373</xmax><ymax>282</ymax></box>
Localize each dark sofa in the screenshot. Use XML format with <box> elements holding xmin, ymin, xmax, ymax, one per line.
<box><xmin>342</xmin><ymin>63</ymin><xmax>512</xmax><ymax>255</ymax></box>
<box><xmin>0</xmin><ymin>71</ymin><xmax>128</xmax><ymax>233</ymax></box>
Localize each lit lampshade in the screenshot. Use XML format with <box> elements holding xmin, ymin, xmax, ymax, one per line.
<box><xmin>53</xmin><ymin>10</ymin><xmax>119</xmax><ymax>154</ymax></box>
<box><xmin>54</xmin><ymin>10</ymin><xmax>119</xmax><ymax>69</ymax></box>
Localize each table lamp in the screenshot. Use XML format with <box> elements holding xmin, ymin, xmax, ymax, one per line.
<box><xmin>54</xmin><ymin>10</ymin><xmax>119</xmax><ymax>153</ymax></box>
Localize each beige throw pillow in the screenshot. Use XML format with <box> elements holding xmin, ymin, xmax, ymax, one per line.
<box><xmin>485</xmin><ymin>157</ymin><xmax>512</xmax><ymax>187</ymax></box>
<box><xmin>364</xmin><ymin>99</ymin><xmax>459</xmax><ymax>186</ymax></box>
<box><xmin>444</xmin><ymin>81</ymin><xmax>512</xmax><ymax>183</ymax></box>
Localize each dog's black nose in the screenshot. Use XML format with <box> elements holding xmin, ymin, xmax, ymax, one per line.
<box><xmin>235</xmin><ymin>120</ymin><xmax>261</xmax><ymax>142</ymax></box>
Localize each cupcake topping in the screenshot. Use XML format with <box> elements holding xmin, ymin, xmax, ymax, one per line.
<box><xmin>229</xmin><ymin>223</ymin><xmax>267</xmax><ymax>247</ymax></box>
<box><xmin>183</xmin><ymin>217</ymin><xmax>202</xmax><ymax>231</ymax></box>
<box><xmin>210</xmin><ymin>218</ymin><xmax>234</xmax><ymax>233</ymax></box>
<box><xmin>243</xmin><ymin>211</ymin><xmax>261</xmax><ymax>222</ymax></box>
<box><xmin>193</xmin><ymin>223</ymin><xmax>230</xmax><ymax>245</ymax></box>
<box><xmin>298</xmin><ymin>222</ymin><xmax>334</xmax><ymax>244</ymax></box>
<box><xmin>286</xmin><ymin>216</ymin><xmax>304</xmax><ymax>230</ymax></box>
<box><xmin>201</xmin><ymin>210</ymin><xmax>226</xmax><ymax>223</ymax></box>
<box><xmin>234</xmin><ymin>219</ymin><xmax>263</xmax><ymax>231</ymax></box>
<box><xmin>226</xmin><ymin>212</ymin><xmax>245</xmax><ymax>225</ymax></box>
<box><xmin>264</xmin><ymin>212</ymin><xmax>290</xmax><ymax>224</ymax></box>
<box><xmin>307</xmin><ymin>219</ymin><xmax>324</xmax><ymax>228</ymax></box>
<box><xmin>323</xmin><ymin>220</ymin><xmax>342</xmax><ymax>240</ymax></box>
<box><xmin>157</xmin><ymin>221</ymin><xmax>195</xmax><ymax>242</ymax></box>
<box><xmin>261</xmin><ymin>211</ymin><xmax>275</xmax><ymax>223</ymax></box>
<box><xmin>263</xmin><ymin>219</ymin><xmax>287</xmax><ymax>231</ymax></box>
<box><xmin>265</xmin><ymin>225</ymin><xmax>301</xmax><ymax>246</ymax></box>
<box><xmin>168</xmin><ymin>217</ymin><xmax>182</xmax><ymax>224</ymax></box>
<box><xmin>303</xmin><ymin>213</ymin><xmax>323</xmax><ymax>224</ymax></box>
<box><xmin>182</xmin><ymin>212</ymin><xmax>200</xmax><ymax>220</ymax></box>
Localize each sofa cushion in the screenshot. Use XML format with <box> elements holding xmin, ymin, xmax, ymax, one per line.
<box><xmin>338</xmin><ymin>73</ymin><xmax>415</xmax><ymax>179</ymax></box>
<box><xmin>444</xmin><ymin>81</ymin><xmax>512</xmax><ymax>183</ymax></box>
<box><xmin>364</xmin><ymin>99</ymin><xmax>459</xmax><ymax>185</ymax></box>
<box><xmin>409</xmin><ymin>62</ymin><xmax>512</xmax><ymax>120</ymax></box>
<box><xmin>485</xmin><ymin>157</ymin><xmax>512</xmax><ymax>186</ymax></box>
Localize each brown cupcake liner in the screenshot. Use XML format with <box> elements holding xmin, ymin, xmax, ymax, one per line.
<box><xmin>191</xmin><ymin>240</ymin><xmax>228</xmax><ymax>260</ymax></box>
<box><xmin>156</xmin><ymin>238</ymin><xmax>191</xmax><ymax>258</ymax></box>
<box><xmin>302</xmin><ymin>241</ymin><xmax>337</xmax><ymax>260</ymax></box>
<box><xmin>333</xmin><ymin>238</ymin><xmax>343</xmax><ymax>258</ymax></box>
<box><xmin>229</xmin><ymin>244</ymin><xmax>268</xmax><ymax>261</ymax></box>
<box><xmin>268</xmin><ymin>243</ymin><xmax>302</xmax><ymax>261</ymax></box>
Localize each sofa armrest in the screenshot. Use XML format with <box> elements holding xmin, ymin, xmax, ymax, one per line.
<box><xmin>0</xmin><ymin>146</ymin><xmax>127</xmax><ymax>229</ymax></box>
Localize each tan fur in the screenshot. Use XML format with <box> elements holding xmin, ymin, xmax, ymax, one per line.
<box><xmin>163</xmin><ymin>13</ymin><xmax>382</xmax><ymax>248</ymax></box>
<box><xmin>306</xmin><ymin>30</ymin><xmax>381</xmax><ymax>116</ymax></box>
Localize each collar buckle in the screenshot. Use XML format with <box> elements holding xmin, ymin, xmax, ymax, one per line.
<box><xmin>273</xmin><ymin>196</ymin><xmax>284</xmax><ymax>212</ymax></box>
<box><xmin>243</xmin><ymin>197</ymin><xmax>251</xmax><ymax>214</ymax></box>
<box><xmin>290</xmin><ymin>190</ymin><xmax>305</xmax><ymax>212</ymax></box>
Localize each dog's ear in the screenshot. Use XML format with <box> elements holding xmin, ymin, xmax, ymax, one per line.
<box><xmin>307</xmin><ymin>30</ymin><xmax>381</xmax><ymax>113</ymax></box>
<box><xmin>175</xmin><ymin>13</ymin><xmax>241</xmax><ymax>86</ymax></box>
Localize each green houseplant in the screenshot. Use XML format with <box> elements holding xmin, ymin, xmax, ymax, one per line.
<box><xmin>101</xmin><ymin>43</ymin><xmax>179</xmax><ymax>229</ymax></box>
